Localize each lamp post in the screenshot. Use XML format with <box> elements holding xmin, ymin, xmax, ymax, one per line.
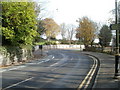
<box><xmin>114</xmin><ymin>0</ymin><xmax>120</xmax><ymax>77</ymax></box>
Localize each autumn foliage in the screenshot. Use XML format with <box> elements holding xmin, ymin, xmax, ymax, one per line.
<box><xmin>76</xmin><ymin>17</ymin><xmax>96</xmax><ymax>48</ymax></box>
<box><xmin>43</xmin><ymin>18</ymin><xmax>60</xmax><ymax>40</ymax></box>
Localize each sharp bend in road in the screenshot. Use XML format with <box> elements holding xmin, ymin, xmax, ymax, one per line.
<box><xmin>2</xmin><ymin>49</ymin><xmax>95</xmax><ymax>89</ymax></box>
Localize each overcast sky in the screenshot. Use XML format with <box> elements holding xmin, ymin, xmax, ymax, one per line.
<box><xmin>34</xmin><ymin>0</ymin><xmax>118</xmax><ymax>26</ymax></box>
<box><xmin>33</xmin><ymin>0</ymin><xmax>119</xmax><ymax>40</ymax></box>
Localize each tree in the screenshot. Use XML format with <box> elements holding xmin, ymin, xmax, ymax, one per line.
<box><xmin>76</xmin><ymin>17</ymin><xmax>96</xmax><ymax>49</ymax></box>
<box><xmin>66</xmin><ymin>24</ymin><xmax>76</xmax><ymax>44</ymax></box>
<box><xmin>34</xmin><ymin>1</ymin><xmax>50</xmax><ymax>43</ymax></box>
<box><xmin>42</xmin><ymin>18</ymin><xmax>60</xmax><ymax>40</ymax></box>
<box><xmin>60</xmin><ymin>23</ymin><xmax>67</xmax><ymax>40</ymax></box>
<box><xmin>90</xmin><ymin>22</ymin><xmax>99</xmax><ymax>46</ymax></box>
<box><xmin>118</xmin><ymin>1</ymin><xmax>120</xmax><ymax>23</ymax></box>
<box><xmin>108</xmin><ymin>1</ymin><xmax>120</xmax><ymax>23</ymax></box>
<box><xmin>98</xmin><ymin>25</ymin><xmax>112</xmax><ymax>48</ymax></box>
<box><xmin>1</xmin><ymin>1</ymin><xmax>38</xmax><ymax>46</ymax></box>
<box><xmin>34</xmin><ymin>19</ymin><xmax>45</xmax><ymax>42</ymax></box>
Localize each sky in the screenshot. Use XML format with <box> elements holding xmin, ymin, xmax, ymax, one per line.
<box><xmin>34</xmin><ymin>0</ymin><xmax>119</xmax><ymax>40</ymax></box>
<box><xmin>35</xmin><ymin>0</ymin><xmax>117</xmax><ymax>26</ymax></box>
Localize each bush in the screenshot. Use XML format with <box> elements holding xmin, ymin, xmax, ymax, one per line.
<box><xmin>35</xmin><ymin>42</ymin><xmax>46</xmax><ymax>45</ymax></box>
<box><xmin>2</xmin><ymin>2</ymin><xmax>38</xmax><ymax>46</ymax></box>
<box><xmin>0</xmin><ymin>46</ymin><xmax>7</xmax><ymax>55</ymax></box>
<box><xmin>60</xmin><ymin>40</ymin><xmax>83</xmax><ymax>45</ymax></box>
<box><xmin>84</xmin><ymin>47</ymin><xmax>103</xmax><ymax>52</ymax></box>
<box><xmin>45</xmin><ymin>41</ymin><xmax>57</xmax><ymax>45</ymax></box>
<box><xmin>60</xmin><ymin>40</ymin><xmax>69</xmax><ymax>44</ymax></box>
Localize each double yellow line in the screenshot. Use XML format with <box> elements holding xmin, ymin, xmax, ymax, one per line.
<box><xmin>78</xmin><ymin>56</ymin><xmax>98</xmax><ymax>90</ymax></box>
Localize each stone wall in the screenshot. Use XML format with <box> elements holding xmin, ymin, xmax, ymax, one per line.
<box><xmin>0</xmin><ymin>46</ymin><xmax>33</xmax><ymax>66</ymax></box>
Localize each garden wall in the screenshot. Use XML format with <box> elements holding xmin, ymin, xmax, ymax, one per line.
<box><xmin>0</xmin><ymin>46</ymin><xmax>33</xmax><ymax>66</ymax></box>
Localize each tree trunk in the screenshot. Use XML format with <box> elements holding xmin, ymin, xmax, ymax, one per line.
<box><xmin>101</xmin><ymin>46</ymin><xmax>104</xmax><ymax>52</ymax></box>
<box><xmin>85</xmin><ymin>44</ymin><xmax>89</xmax><ymax>50</ymax></box>
<box><xmin>47</xmin><ymin>37</ymin><xmax>50</xmax><ymax>41</ymax></box>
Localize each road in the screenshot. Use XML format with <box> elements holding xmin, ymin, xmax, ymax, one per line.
<box><xmin>2</xmin><ymin>49</ymin><xmax>96</xmax><ymax>89</ymax></box>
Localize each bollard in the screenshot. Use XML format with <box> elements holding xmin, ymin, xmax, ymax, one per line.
<box><xmin>39</xmin><ymin>45</ymin><xmax>43</xmax><ymax>50</ymax></box>
<box><xmin>39</xmin><ymin>45</ymin><xmax>43</xmax><ymax>56</ymax></box>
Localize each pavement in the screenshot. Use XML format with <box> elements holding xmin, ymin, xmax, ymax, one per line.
<box><xmin>81</xmin><ymin>51</ymin><xmax>120</xmax><ymax>89</ymax></box>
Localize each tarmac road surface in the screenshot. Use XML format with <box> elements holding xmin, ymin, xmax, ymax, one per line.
<box><xmin>2</xmin><ymin>49</ymin><xmax>97</xmax><ymax>89</ymax></box>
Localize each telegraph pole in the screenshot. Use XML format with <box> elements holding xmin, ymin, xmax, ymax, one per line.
<box><xmin>114</xmin><ymin>0</ymin><xmax>119</xmax><ymax>77</ymax></box>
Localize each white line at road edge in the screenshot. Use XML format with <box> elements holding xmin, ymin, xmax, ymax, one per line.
<box><xmin>3</xmin><ymin>77</ymin><xmax>34</xmax><ymax>90</ymax></box>
<box><xmin>2</xmin><ymin>55</ymin><xmax>55</xmax><ymax>89</ymax></box>
<box><xmin>0</xmin><ymin>66</ymin><xmax>26</xmax><ymax>73</ymax></box>
<box><xmin>78</xmin><ymin>55</ymin><xmax>98</xmax><ymax>89</ymax></box>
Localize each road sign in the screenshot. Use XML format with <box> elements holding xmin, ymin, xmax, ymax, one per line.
<box><xmin>110</xmin><ymin>24</ymin><xmax>120</xmax><ymax>30</ymax></box>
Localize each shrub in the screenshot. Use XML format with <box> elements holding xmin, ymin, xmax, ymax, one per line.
<box><xmin>1</xmin><ymin>2</ymin><xmax>38</xmax><ymax>46</ymax></box>
<box><xmin>45</xmin><ymin>41</ymin><xmax>57</xmax><ymax>45</ymax></box>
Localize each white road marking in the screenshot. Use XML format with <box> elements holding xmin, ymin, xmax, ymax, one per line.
<box><xmin>51</xmin><ymin>63</ymin><xmax>68</xmax><ymax>71</ymax></box>
<box><xmin>26</xmin><ymin>63</ymin><xmax>35</xmax><ymax>65</ymax></box>
<box><xmin>0</xmin><ymin>69</ymin><xmax>6</xmax><ymax>73</ymax></box>
<box><xmin>78</xmin><ymin>55</ymin><xmax>98</xmax><ymax>89</ymax></box>
<box><xmin>3</xmin><ymin>77</ymin><xmax>34</xmax><ymax>90</ymax></box>
<box><xmin>0</xmin><ymin>66</ymin><xmax>26</xmax><ymax>73</ymax></box>
<box><xmin>71</xmin><ymin>57</ymin><xmax>73</xmax><ymax>60</ymax></box>
<box><xmin>37</xmin><ymin>59</ymin><xmax>50</xmax><ymax>64</ymax></box>
<box><xmin>51</xmin><ymin>68</ymin><xmax>57</xmax><ymax>71</ymax></box>
<box><xmin>50</xmin><ymin>53</ymin><xmax>70</xmax><ymax>71</ymax></box>
<box><xmin>50</xmin><ymin>63</ymin><xmax>58</xmax><ymax>67</ymax></box>
<box><xmin>8</xmin><ymin>66</ymin><xmax>26</xmax><ymax>71</ymax></box>
<box><xmin>0</xmin><ymin>55</ymin><xmax>54</xmax><ymax>72</ymax></box>
<box><xmin>44</xmin><ymin>59</ymin><xmax>50</xmax><ymax>62</ymax></box>
<box><xmin>37</xmin><ymin>61</ymin><xmax>44</xmax><ymax>64</ymax></box>
<box><xmin>52</xmin><ymin>56</ymin><xmax>54</xmax><ymax>59</ymax></box>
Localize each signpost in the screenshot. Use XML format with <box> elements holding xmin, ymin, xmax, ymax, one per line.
<box><xmin>110</xmin><ymin>0</ymin><xmax>120</xmax><ymax>78</ymax></box>
<box><xmin>110</xmin><ymin>24</ymin><xmax>120</xmax><ymax>30</ymax></box>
